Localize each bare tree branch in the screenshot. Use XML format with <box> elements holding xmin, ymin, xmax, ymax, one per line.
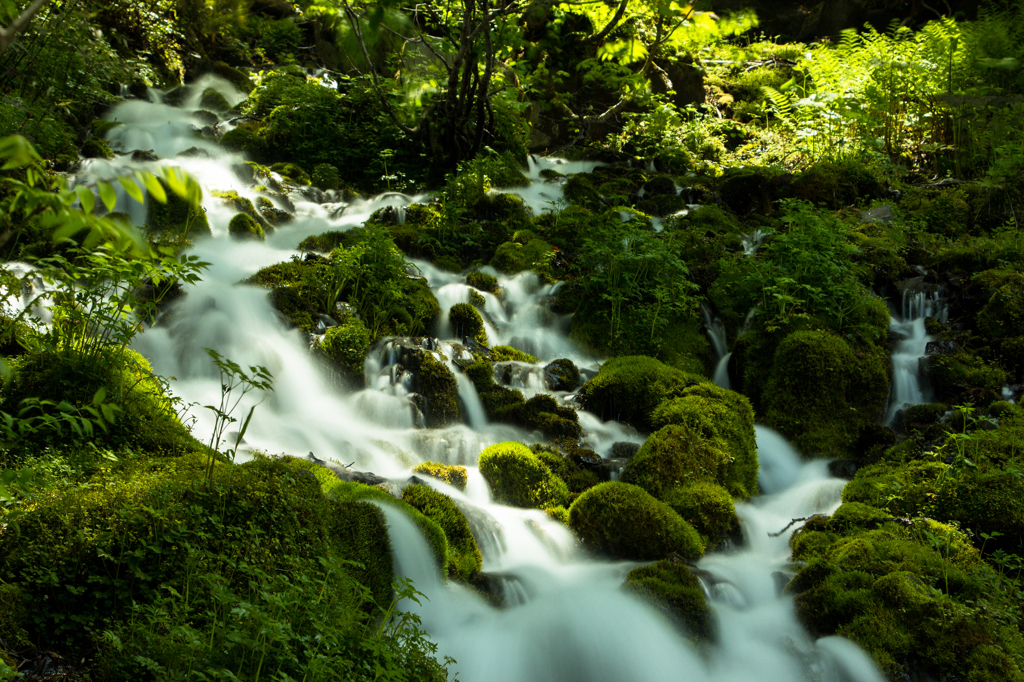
<box><xmin>0</xmin><ymin>0</ymin><xmax>50</xmax><ymax>57</ymax></box>
<box><xmin>586</xmin><ymin>0</ymin><xmax>629</xmax><ymax>46</ymax></box>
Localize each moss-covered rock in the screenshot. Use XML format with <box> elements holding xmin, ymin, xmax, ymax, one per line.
<box><xmin>650</xmin><ymin>381</ymin><xmax>758</xmax><ymax>498</ymax></box>
<box><xmin>579</xmin><ymin>356</ymin><xmax>705</xmax><ymax>432</ymax></box>
<box><xmin>490</xmin><ymin>346</ymin><xmax>538</xmax><ymax>363</ymax></box>
<box><xmin>228</xmin><ymin>212</ymin><xmax>266</xmax><ymax>240</ymax></box>
<box><xmin>490</xmin><ymin>231</ymin><xmax>553</xmax><ymax>274</ymax></box>
<box><xmin>621</xmin><ymin>423</ymin><xmax>737</xmax><ymax>499</ymax></box>
<box><xmin>977</xmin><ymin>285</ymin><xmax>1024</xmax><ymax>340</ymax></box>
<box><xmin>478</xmin><ymin>442</ymin><xmax>570</xmax><ymax>509</ymax></box>
<box><xmin>662</xmin><ymin>481</ymin><xmax>738</xmax><ymax>548</ymax></box>
<box><xmin>411</xmin><ymin>462</ymin><xmax>468</xmax><ymax>491</ymax></box>
<box><xmin>927</xmin><ymin>349</ymin><xmax>1007</xmax><ymax>404</ymax></box>
<box><xmin>465</xmin><ymin>271</ymin><xmax>499</xmax><ymax>293</ymax></box>
<box><xmin>147</xmin><ymin>179</ymin><xmax>212</xmax><ymax>239</ymax></box>
<box><xmin>543</xmin><ymin>358</ymin><xmax>580</xmax><ymax>392</ymax></box>
<box><xmin>448</xmin><ymin>302</ymin><xmax>488</xmax><ymax>345</ymax></box>
<box><xmin>1</xmin><ymin>348</ymin><xmax>199</xmax><ymax>459</ymax></box>
<box><xmin>761</xmin><ymin>330</ymin><xmax>890</xmax><ymax>458</ymax></box>
<box><xmin>624</xmin><ymin>559</ymin><xmax>712</xmax><ymax>641</ymax></box>
<box><xmin>568</xmin><ymin>482</ymin><xmax>704</xmax><ymax>561</ymax></box>
<box><xmin>401</xmin><ymin>484</ymin><xmax>482</xmax><ymax>581</ymax></box>
<box><xmin>319</xmin><ymin>316</ymin><xmax>371</xmax><ymax>386</ymax></box>
<box><xmin>788</xmin><ymin>502</ymin><xmax>1024</xmax><ymax>682</ymax></box>
<box><xmin>417</xmin><ymin>353</ymin><xmax>461</xmax><ymax>428</ymax></box>
<box><xmin>199</xmin><ymin>87</ymin><xmax>231</xmax><ymax>112</ymax></box>
<box><xmin>534</xmin><ymin>447</ymin><xmax>601</xmax><ymax>496</ymax></box>
<box><xmin>81</xmin><ymin>136</ymin><xmax>114</xmax><ymax>160</ymax></box>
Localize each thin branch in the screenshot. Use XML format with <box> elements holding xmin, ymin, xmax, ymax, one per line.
<box><xmin>768</xmin><ymin>515</ymin><xmax>825</xmax><ymax>537</ymax></box>
<box><xmin>586</xmin><ymin>0</ymin><xmax>629</xmax><ymax>46</ymax></box>
<box><xmin>0</xmin><ymin>0</ymin><xmax>50</xmax><ymax>57</ymax></box>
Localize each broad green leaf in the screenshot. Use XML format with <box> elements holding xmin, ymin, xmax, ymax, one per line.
<box><xmin>75</xmin><ymin>186</ymin><xmax>96</xmax><ymax>215</ymax></box>
<box><xmin>138</xmin><ymin>171</ymin><xmax>168</xmax><ymax>203</ymax></box>
<box><xmin>98</xmin><ymin>181</ymin><xmax>117</xmax><ymax>212</ymax></box>
<box><xmin>118</xmin><ymin>177</ymin><xmax>145</xmax><ymax>204</ymax></box>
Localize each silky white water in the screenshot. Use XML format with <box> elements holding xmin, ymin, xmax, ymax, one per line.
<box><xmin>885</xmin><ymin>287</ymin><xmax>947</xmax><ymax>425</ymax></box>
<box><xmin>81</xmin><ymin>80</ymin><xmax>883</xmax><ymax>682</ymax></box>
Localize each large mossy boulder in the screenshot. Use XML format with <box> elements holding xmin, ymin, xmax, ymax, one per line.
<box><xmin>650</xmin><ymin>381</ymin><xmax>758</xmax><ymax>497</ymax></box>
<box><xmin>415</xmin><ymin>352</ymin><xmax>462</xmax><ymax>428</ymax></box>
<box><xmin>567</xmin><ymin>482</ymin><xmax>704</xmax><ymax>561</ymax></box>
<box><xmin>624</xmin><ymin>559</ymin><xmax>712</xmax><ymax>641</ymax></box>
<box><xmin>478</xmin><ymin>441</ymin><xmax>570</xmax><ymax>509</ymax></box>
<box><xmin>318</xmin><ymin>316</ymin><xmax>371</xmax><ymax>386</ymax></box>
<box><xmin>579</xmin><ymin>356</ymin><xmax>704</xmax><ymax>432</ymax></box>
<box><xmin>662</xmin><ymin>481</ymin><xmax>739</xmax><ymax>548</ymax></box>
<box><xmin>448</xmin><ymin>302</ymin><xmax>488</xmax><ymax>345</ymax></box>
<box><xmin>761</xmin><ymin>329</ymin><xmax>889</xmax><ymax>458</ymax></box>
<box><xmin>228</xmin><ymin>212</ymin><xmax>266</xmax><ymax>240</ymax></box>
<box><xmin>787</xmin><ymin>503</ymin><xmax>1024</xmax><ymax>682</ymax></box>
<box><xmin>621</xmin><ymin>424</ymin><xmax>736</xmax><ymax>499</ymax></box>
<box><xmin>0</xmin><ymin>455</ymin><xmax>395</xmax><ymax>659</ymax></box>
<box><xmin>401</xmin><ymin>484</ymin><xmax>482</xmax><ymax>581</ymax></box>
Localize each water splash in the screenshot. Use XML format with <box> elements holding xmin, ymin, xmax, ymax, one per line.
<box><xmin>885</xmin><ymin>286</ymin><xmax>947</xmax><ymax>425</ymax></box>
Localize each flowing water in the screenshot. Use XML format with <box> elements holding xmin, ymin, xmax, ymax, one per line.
<box><xmin>885</xmin><ymin>285</ymin><xmax>948</xmax><ymax>426</ymax></box>
<box><xmin>77</xmin><ymin>79</ymin><xmax>885</xmax><ymax>681</ymax></box>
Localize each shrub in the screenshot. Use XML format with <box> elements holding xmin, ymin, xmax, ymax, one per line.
<box><xmin>568</xmin><ymin>482</ymin><xmax>704</xmax><ymax>561</ymax></box>
<box><xmin>478</xmin><ymin>442</ymin><xmax>570</xmax><ymax>509</ymax></box>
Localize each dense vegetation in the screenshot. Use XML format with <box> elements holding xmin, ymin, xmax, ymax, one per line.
<box><xmin>2</xmin><ymin>0</ymin><xmax>1024</xmax><ymax>679</ymax></box>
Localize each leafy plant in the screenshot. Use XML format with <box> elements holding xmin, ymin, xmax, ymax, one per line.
<box><xmin>202</xmin><ymin>349</ymin><xmax>273</xmax><ymax>475</ymax></box>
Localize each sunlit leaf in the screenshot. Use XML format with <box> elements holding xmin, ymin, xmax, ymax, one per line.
<box><xmin>98</xmin><ymin>181</ymin><xmax>117</xmax><ymax>212</ymax></box>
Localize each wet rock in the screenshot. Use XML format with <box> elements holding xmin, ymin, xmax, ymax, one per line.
<box><xmin>771</xmin><ymin>571</ymin><xmax>790</xmax><ymax>595</ymax></box>
<box><xmin>611</xmin><ymin>441</ymin><xmax>641</xmax><ymax>459</ymax></box>
<box><xmin>595</xmin><ymin>457</ymin><xmax>629</xmax><ymax>481</ymax></box>
<box><xmin>131</xmin><ymin>149</ymin><xmax>159</xmax><ymax>162</ymax></box>
<box><xmin>178</xmin><ymin>146</ymin><xmax>212</xmax><ymax>158</ymax></box>
<box><xmin>193</xmin><ymin>110</ymin><xmax>220</xmax><ymax>126</ymax></box>
<box><xmin>926</xmin><ymin>340</ymin><xmax>960</xmax><ymax>356</ymax></box>
<box><xmin>860</xmin><ymin>204</ymin><xmax>894</xmax><ymax>223</ymax></box>
<box><xmin>569</xmin><ymin>447</ymin><xmax>603</xmax><ymax>471</ymax></box>
<box><xmin>260</xmin><ymin>205</ymin><xmax>293</xmax><ymax>226</ymax></box>
<box><xmin>828</xmin><ymin>459</ymin><xmax>859</xmax><ymax>479</ymax></box>
<box><xmin>544</xmin><ymin>358</ymin><xmax>580</xmax><ymax>391</ymax></box>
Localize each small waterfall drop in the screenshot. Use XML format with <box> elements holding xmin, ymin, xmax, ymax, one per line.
<box><xmin>885</xmin><ymin>286</ymin><xmax>947</xmax><ymax>425</ymax></box>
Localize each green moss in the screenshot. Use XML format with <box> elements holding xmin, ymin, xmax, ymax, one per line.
<box><xmin>298</xmin><ymin>230</ymin><xmax>357</xmax><ymax>253</ymax></box>
<box><xmin>543</xmin><ymin>358</ymin><xmax>580</xmax><ymax>392</ymax></box>
<box><xmin>412</xmin><ymin>462</ymin><xmax>468</xmax><ymax>491</ymax></box>
<box><xmin>320</xmin><ymin>317</ymin><xmax>370</xmax><ymax>386</ymax></box>
<box><xmin>401</xmin><ymin>484</ymin><xmax>482</xmax><ymax>581</ymax></box>
<box><xmin>490</xmin><ymin>237</ymin><xmax>553</xmax><ymax>274</ymax></box>
<box><xmin>624</xmin><ymin>560</ymin><xmax>712</xmax><ymax>641</ymax></box>
<box><xmin>568</xmin><ymin>482</ymin><xmax>704</xmax><ymax>561</ymax></box>
<box><xmin>978</xmin><ymin>284</ymin><xmax>1024</xmax><ymax>339</ymax></box>
<box><xmin>417</xmin><ymin>353</ymin><xmax>461</xmax><ymax>428</ymax></box>
<box><xmin>211</xmin><ymin>190</ymin><xmax>271</xmax><ymax>231</ymax></box>
<box><xmin>478</xmin><ymin>442</ymin><xmax>570</xmax><ymax>509</ymax></box>
<box><xmin>221</xmin><ymin>123</ymin><xmax>268</xmax><ymax>159</ymax></box>
<box><xmin>147</xmin><ymin>179</ymin><xmax>212</xmax><ymax>238</ymax></box>
<box><xmin>928</xmin><ymin>350</ymin><xmax>1008</xmax><ymax>403</ymax></box>
<box><xmin>466</xmin><ymin>271</ymin><xmax>499</xmax><ymax>293</ymax></box>
<box><xmin>790</xmin><ymin>159</ymin><xmax>884</xmax><ymax>210</ymax></box>
<box><xmin>787</xmin><ymin>502</ymin><xmax>1024</xmax><ymax>682</ymax></box>
<box><xmin>491</xmin><ymin>346</ymin><xmax>538</xmax><ymax>363</ymax></box>
<box><xmin>650</xmin><ymin>381</ymin><xmax>758</xmax><ymax>498</ymax></box>
<box><xmin>534</xmin><ymin>448</ymin><xmax>600</xmax><ymax>496</ymax></box>
<box><xmin>228</xmin><ymin>212</ymin><xmax>266</xmax><ymax>240</ymax></box>
<box><xmin>271</xmin><ymin>162</ymin><xmax>311</xmax><ymax>185</ymax></box>
<box><xmin>1</xmin><ymin>348</ymin><xmax>199</xmax><ymax>458</ymax></box>
<box><xmin>762</xmin><ymin>330</ymin><xmax>890</xmax><ymax>458</ymax></box>
<box><xmin>580</xmin><ymin>356</ymin><xmax>706</xmax><ymax>432</ymax></box>
<box><xmin>0</xmin><ymin>455</ymin><xmax>395</xmax><ymax>658</ymax></box>
<box><xmin>662</xmin><ymin>481</ymin><xmax>738</xmax><ymax>548</ymax></box>
<box><xmin>621</xmin><ymin>423</ymin><xmax>736</xmax><ymax>499</ymax></box>
<box><xmin>81</xmin><ymin>136</ymin><xmax>114</xmax><ymax>160</ymax></box>
<box><xmin>448</xmin><ymin>302</ymin><xmax>488</xmax><ymax>345</ymax></box>
<box><xmin>199</xmin><ymin>87</ymin><xmax>231</xmax><ymax>112</ymax></box>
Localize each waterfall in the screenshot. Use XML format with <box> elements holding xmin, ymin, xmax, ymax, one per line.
<box><xmin>75</xmin><ymin>82</ymin><xmax>884</xmax><ymax>682</ymax></box>
<box><xmin>885</xmin><ymin>286</ymin><xmax>947</xmax><ymax>425</ymax></box>
<box><xmin>702</xmin><ymin>304</ymin><xmax>732</xmax><ymax>390</ymax></box>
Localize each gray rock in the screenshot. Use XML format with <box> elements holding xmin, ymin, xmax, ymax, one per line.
<box><xmin>860</xmin><ymin>204</ymin><xmax>894</xmax><ymax>223</ymax></box>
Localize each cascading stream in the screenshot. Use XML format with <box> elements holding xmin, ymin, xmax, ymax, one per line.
<box><xmin>83</xmin><ymin>80</ymin><xmax>883</xmax><ymax>682</ymax></box>
<box><xmin>885</xmin><ymin>286</ymin><xmax>948</xmax><ymax>425</ymax></box>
